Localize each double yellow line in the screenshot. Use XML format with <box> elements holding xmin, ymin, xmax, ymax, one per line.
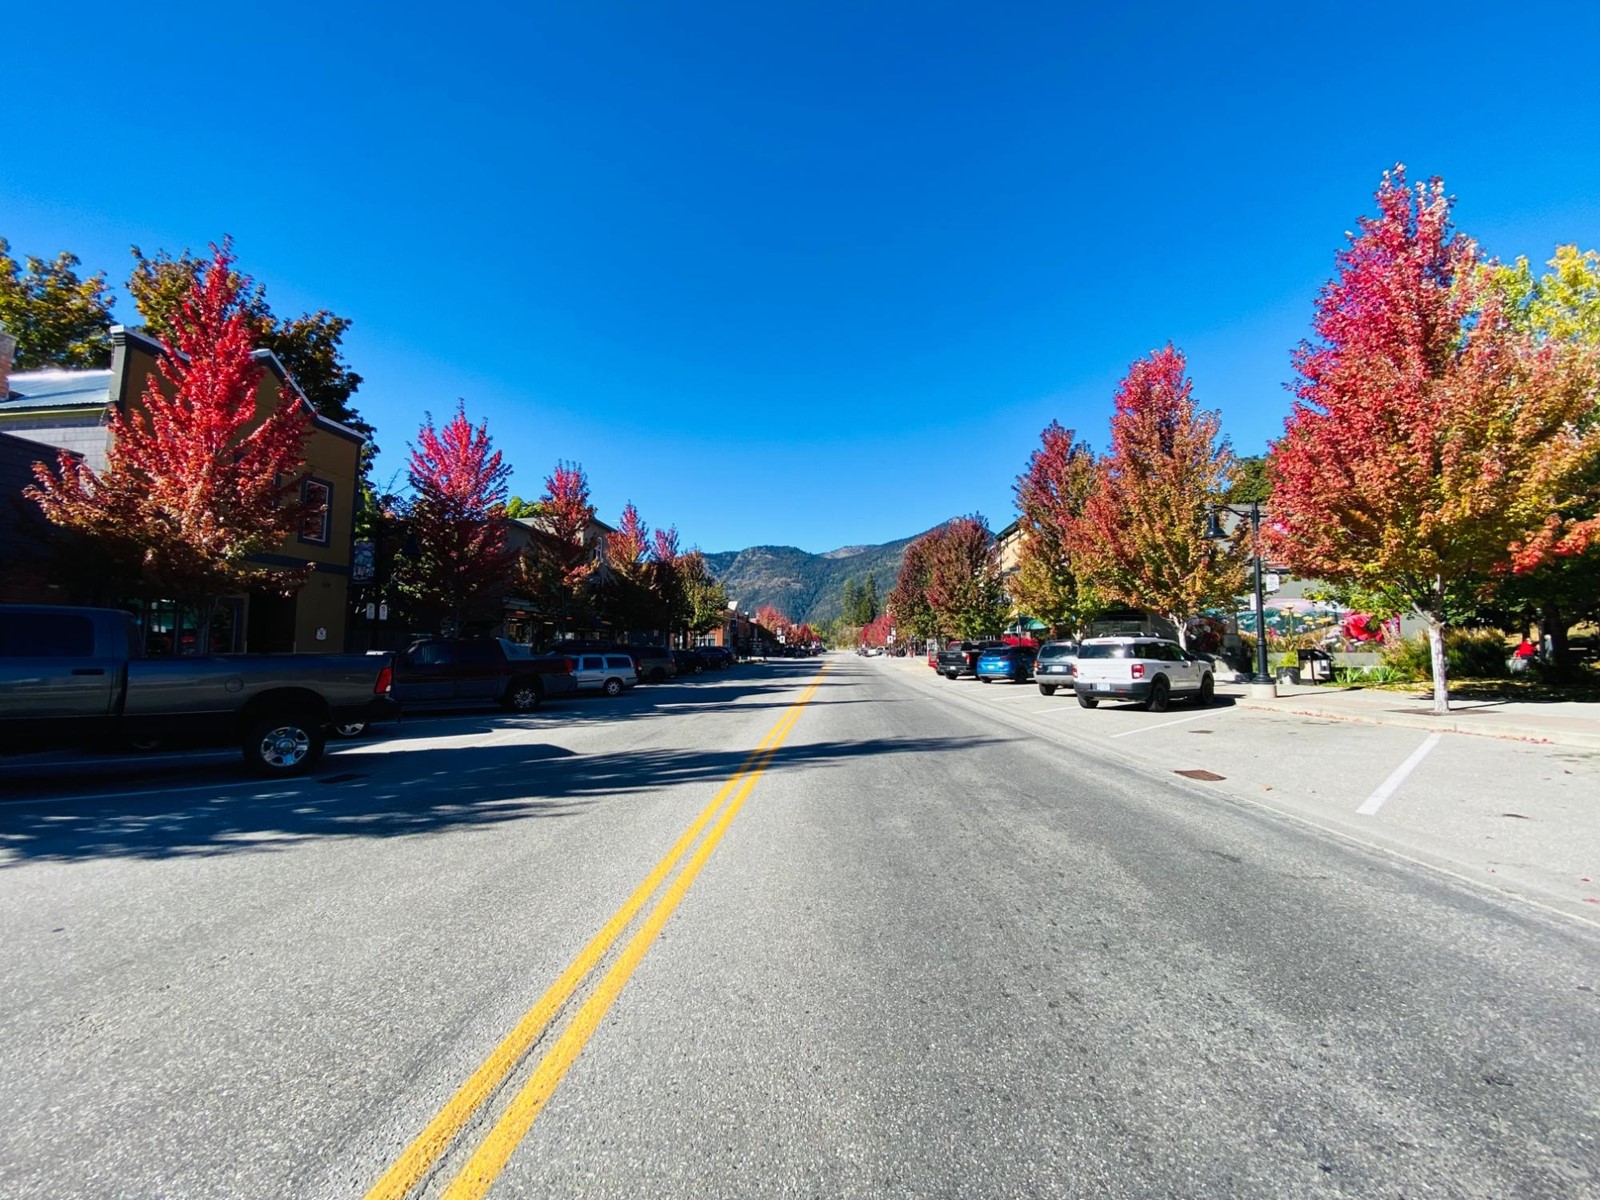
<box><xmin>366</xmin><ymin>664</ymin><xmax>830</xmax><ymax>1200</ymax></box>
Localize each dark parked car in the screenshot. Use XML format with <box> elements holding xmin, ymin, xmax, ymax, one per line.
<box><xmin>936</xmin><ymin>640</ymin><xmax>1009</xmax><ymax>679</ymax></box>
<box><xmin>626</xmin><ymin>644</ymin><xmax>677</xmax><ymax>683</ymax></box>
<box><xmin>671</xmin><ymin>649</ymin><xmax>701</xmax><ymax>676</ymax></box>
<box><xmin>392</xmin><ymin>637</ymin><xmax>577</xmax><ymax>714</ymax></box>
<box><xmin>692</xmin><ymin>646</ymin><xmax>733</xmax><ymax>670</ymax></box>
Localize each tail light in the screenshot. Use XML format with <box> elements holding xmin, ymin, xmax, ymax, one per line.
<box><xmin>374</xmin><ymin>666</ymin><xmax>393</xmax><ymax>694</ymax></box>
<box><xmin>1131</xmin><ymin>663</ymin><xmax>1145</xmax><ymax>679</ymax></box>
<box><xmin>564</xmin><ymin>658</ymin><xmax>576</xmax><ymax>673</ymax></box>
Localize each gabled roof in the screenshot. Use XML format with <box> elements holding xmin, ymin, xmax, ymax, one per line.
<box><xmin>1</xmin><ymin>369</ymin><xmax>114</xmax><ymax>413</ymax></box>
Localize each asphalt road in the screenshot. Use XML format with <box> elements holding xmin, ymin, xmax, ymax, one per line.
<box><xmin>1</xmin><ymin>654</ymin><xmax>1596</xmax><ymax>1198</ymax></box>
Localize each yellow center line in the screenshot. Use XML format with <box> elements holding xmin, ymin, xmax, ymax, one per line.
<box><xmin>364</xmin><ymin>665</ymin><xmax>829</xmax><ymax>1200</ymax></box>
<box><xmin>441</xmin><ymin>667</ymin><xmax>830</xmax><ymax>1199</ymax></box>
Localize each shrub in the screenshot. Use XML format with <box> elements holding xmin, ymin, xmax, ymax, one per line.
<box><xmin>1380</xmin><ymin>630</ymin><xmax>1511</xmax><ymax>681</ymax></box>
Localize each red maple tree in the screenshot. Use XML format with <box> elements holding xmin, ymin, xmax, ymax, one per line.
<box><xmin>859</xmin><ymin>613</ymin><xmax>894</xmax><ymax>648</ymax></box>
<box><xmin>1070</xmin><ymin>345</ymin><xmax>1244</xmax><ymax>649</ymax></box>
<box><xmin>597</xmin><ymin>502</ymin><xmax>657</xmax><ymax>634</ymax></box>
<box><xmin>29</xmin><ymin>240</ymin><xmax>311</xmax><ymax>643</ymax></box>
<box><xmin>923</xmin><ymin>516</ymin><xmax>1008</xmax><ymax>640</ymax></box>
<box><xmin>1268</xmin><ymin>166</ymin><xmax>1600</xmax><ymax>711</ymax></box>
<box><xmin>1012</xmin><ymin>421</ymin><xmax>1102</xmax><ymax>634</ymax></box>
<box><xmin>517</xmin><ymin>460</ymin><xmax>599</xmax><ymax>634</ymax></box>
<box><xmin>887</xmin><ymin>531</ymin><xmax>940</xmax><ymax>645</ymax></box>
<box><xmin>394</xmin><ymin>403</ymin><xmax>514</xmax><ymax>629</ymax></box>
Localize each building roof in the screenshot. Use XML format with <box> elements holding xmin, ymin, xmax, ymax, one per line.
<box><xmin>1</xmin><ymin>369</ymin><xmax>114</xmax><ymax>413</ymax></box>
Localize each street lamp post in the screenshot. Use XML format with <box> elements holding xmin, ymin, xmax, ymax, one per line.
<box><xmin>1206</xmin><ymin>500</ymin><xmax>1273</xmax><ymax>689</ymax></box>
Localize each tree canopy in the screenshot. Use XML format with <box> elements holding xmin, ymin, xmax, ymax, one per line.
<box><xmin>0</xmin><ymin>237</ymin><xmax>115</xmax><ymax>369</ymax></box>
<box><xmin>28</xmin><ymin>243</ymin><xmax>311</xmax><ymax>640</ymax></box>
<box><xmin>128</xmin><ymin>244</ymin><xmax>371</xmax><ymax>440</ymax></box>
<box><xmin>1070</xmin><ymin>345</ymin><xmax>1244</xmax><ymax>648</ymax></box>
<box><xmin>1268</xmin><ymin>167</ymin><xmax>1600</xmax><ymax>710</ymax></box>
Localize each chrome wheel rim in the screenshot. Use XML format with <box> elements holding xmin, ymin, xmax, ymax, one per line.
<box><xmin>260</xmin><ymin>726</ymin><xmax>310</xmax><ymax>768</ymax></box>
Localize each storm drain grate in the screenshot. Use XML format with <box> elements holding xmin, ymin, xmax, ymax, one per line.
<box><xmin>1175</xmin><ymin>769</ymin><xmax>1226</xmax><ymax>782</ymax></box>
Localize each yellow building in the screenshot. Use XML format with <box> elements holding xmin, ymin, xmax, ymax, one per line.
<box><xmin>0</xmin><ymin>326</ymin><xmax>366</xmax><ymax>652</ymax></box>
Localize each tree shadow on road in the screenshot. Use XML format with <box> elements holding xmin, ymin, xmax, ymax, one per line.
<box><xmin>0</xmin><ymin>732</ymin><xmax>1000</xmax><ymax>866</ymax></box>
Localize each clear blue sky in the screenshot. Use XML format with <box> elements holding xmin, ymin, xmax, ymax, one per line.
<box><xmin>6</xmin><ymin>2</ymin><xmax>1598</xmax><ymax>554</ymax></box>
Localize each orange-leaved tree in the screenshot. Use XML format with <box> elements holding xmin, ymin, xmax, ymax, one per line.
<box><xmin>517</xmin><ymin>460</ymin><xmax>599</xmax><ymax>636</ymax></box>
<box><xmin>1268</xmin><ymin>166</ymin><xmax>1600</xmax><ymax>713</ymax></box>
<box><xmin>1070</xmin><ymin>345</ymin><xmax>1244</xmax><ymax>650</ymax></box>
<box><xmin>923</xmin><ymin>516</ymin><xmax>1008</xmax><ymax>640</ymax></box>
<box><xmin>28</xmin><ymin>240</ymin><xmax>311</xmax><ymax>647</ymax></box>
<box><xmin>888</xmin><ymin>530</ymin><xmax>941</xmax><ymax>647</ymax></box>
<box><xmin>1013</xmin><ymin>421</ymin><xmax>1103</xmax><ymax>636</ymax></box>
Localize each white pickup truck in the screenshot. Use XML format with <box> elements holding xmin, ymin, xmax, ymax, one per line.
<box><xmin>1071</xmin><ymin>635</ymin><xmax>1216</xmax><ymax>711</ymax></box>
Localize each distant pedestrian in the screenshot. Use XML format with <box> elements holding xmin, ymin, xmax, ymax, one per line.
<box><xmin>1511</xmin><ymin>638</ymin><xmax>1536</xmax><ymax>673</ymax></box>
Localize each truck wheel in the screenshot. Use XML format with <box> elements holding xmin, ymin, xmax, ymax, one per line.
<box><xmin>1039</xmin><ymin>684</ymin><xmax>1056</xmax><ymax>696</ymax></box>
<box><xmin>943</xmin><ymin>671</ymin><xmax>959</xmax><ymax>680</ymax></box>
<box><xmin>244</xmin><ymin>715</ymin><xmax>325</xmax><ymax>776</ymax></box>
<box><xmin>603</xmin><ymin>678</ymin><xmax>624</xmax><ymax>697</ymax></box>
<box><xmin>1077</xmin><ymin>693</ymin><xmax>1098</xmax><ymax>709</ymax></box>
<box><xmin>1146</xmin><ymin>677</ymin><xmax>1171</xmax><ymax>713</ymax></box>
<box><xmin>503</xmin><ymin>679</ymin><xmax>543</xmax><ymax>712</ymax></box>
<box><xmin>1196</xmin><ymin>673</ymin><xmax>1215</xmax><ymax>706</ymax></box>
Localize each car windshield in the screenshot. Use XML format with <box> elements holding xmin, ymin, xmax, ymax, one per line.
<box><xmin>1037</xmin><ymin>644</ymin><xmax>1075</xmax><ymax>660</ymax></box>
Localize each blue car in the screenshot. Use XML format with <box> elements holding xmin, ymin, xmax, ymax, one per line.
<box><xmin>975</xmin><ymin>644</ymin><xmax>1036</xmax><ymax>683</ymax></box>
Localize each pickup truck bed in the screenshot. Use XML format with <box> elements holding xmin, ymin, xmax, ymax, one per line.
<box><xmin>0</xmin><ymin>605</ymin><xmax>396</xmax><ymax>775</ymax></box>
<box><xmin>936</xmin><ymin>641</ymin><xmax>1009</xmax><ymax>679</ymax></box>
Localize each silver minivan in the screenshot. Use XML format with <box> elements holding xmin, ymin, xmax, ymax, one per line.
<box><xmin>573</xmin><ymin>654</ymin><xmax>638</xmax><ymax>697</ymax></box>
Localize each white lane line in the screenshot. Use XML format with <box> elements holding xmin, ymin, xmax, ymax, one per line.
<box><xmin>1109</xmin><ymin>709</ymin><xmax>1232</xmax><ymax>738</ymax></box>
<box><xmin>1357</xmin><ymin>733</ymin><xmax>1443</xmax><ymax>816</ymax></box>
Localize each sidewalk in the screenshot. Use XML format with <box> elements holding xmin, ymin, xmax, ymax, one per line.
<box><xmin>1231</xmin><ymin>681</ymin><xmax>1600</xmax><ymax>750</ymax></box>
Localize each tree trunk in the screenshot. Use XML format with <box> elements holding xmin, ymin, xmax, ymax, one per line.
<box><xmin>1171</xmin><ymin>615</ymin><xmax>1188</xmax><ymax>652</ymax></box>
<box><xmin>1426</xmin><ymin>617</ymin><xmax>1450</xmax><ymax>715</ymax></box>
<box><xmin>1540</xmin><ymin>603</ymin><xmax>1569</xmax><ymax>674</ymax></box>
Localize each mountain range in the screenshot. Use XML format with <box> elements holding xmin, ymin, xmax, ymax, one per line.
<box><xmin>702</xmin><ymin>526</ymin><xmax>943</xmax><ymax>626</ymax></box>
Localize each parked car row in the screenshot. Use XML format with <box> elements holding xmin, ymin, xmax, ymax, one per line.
<box><xmin>933</xmin><ymin>634</ymin><xmax>1217</xmax><ymax>713</ymax></box>
<box><xmin>0</xmin><ymin>606</ymin><xmax>750</xmax><ymax>780</ymax></box>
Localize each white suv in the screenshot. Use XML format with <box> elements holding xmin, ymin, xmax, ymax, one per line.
<box><xmin>1071</xmin><ymin>636</ymin><xmax>1215</xmax><ymax>711</ymax></box>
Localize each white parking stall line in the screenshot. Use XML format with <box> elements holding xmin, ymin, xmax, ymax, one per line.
<box><xmin>1357</xmin><ymin>733</ymin><xmax>1443</xmax><ymax>816</ymax></box>
<box><xmin>1109</xmin><ymin>709</ymin><xmax>1233</xmax><ymax>738</ymax></box>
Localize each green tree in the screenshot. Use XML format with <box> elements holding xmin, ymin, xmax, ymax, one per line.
<box><xmin>1478</xmin><ymin>244</ymin><xmax>1600</xmax><ymax>669</ymax></box>
<box><xmin>128</xmin><ymin>245</ymin><xmax>371</xmax><ymax>440</ymax></box>
<box><xmin>0</xmin><ymin>238</ymin><xmax>114</xmax><ymax>368</ymax></box>
<box><xmin>680</xmin><ymin>551</ymin><xmax>730</xmax><ymax>638</ymax></box>
<box><xmin>841</xmin><ymin>577</ymin><xmax>861</xmax><ymax>624</ymax></box>
<box><xmin>862</xmin><ymin>575</ymin><xmax>880</xmax><ymax>623</ymax></box>
<box><xmin>1223</xmin><ymin>455</ymin><xmax>1272</xmax><ymax>504</ymax></box>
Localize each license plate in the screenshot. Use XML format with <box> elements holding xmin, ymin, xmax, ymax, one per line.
<box><xmin>1095</xmin><ymin>681</ymin><xmax>1110</xmax><ymax>691</ymax></box>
